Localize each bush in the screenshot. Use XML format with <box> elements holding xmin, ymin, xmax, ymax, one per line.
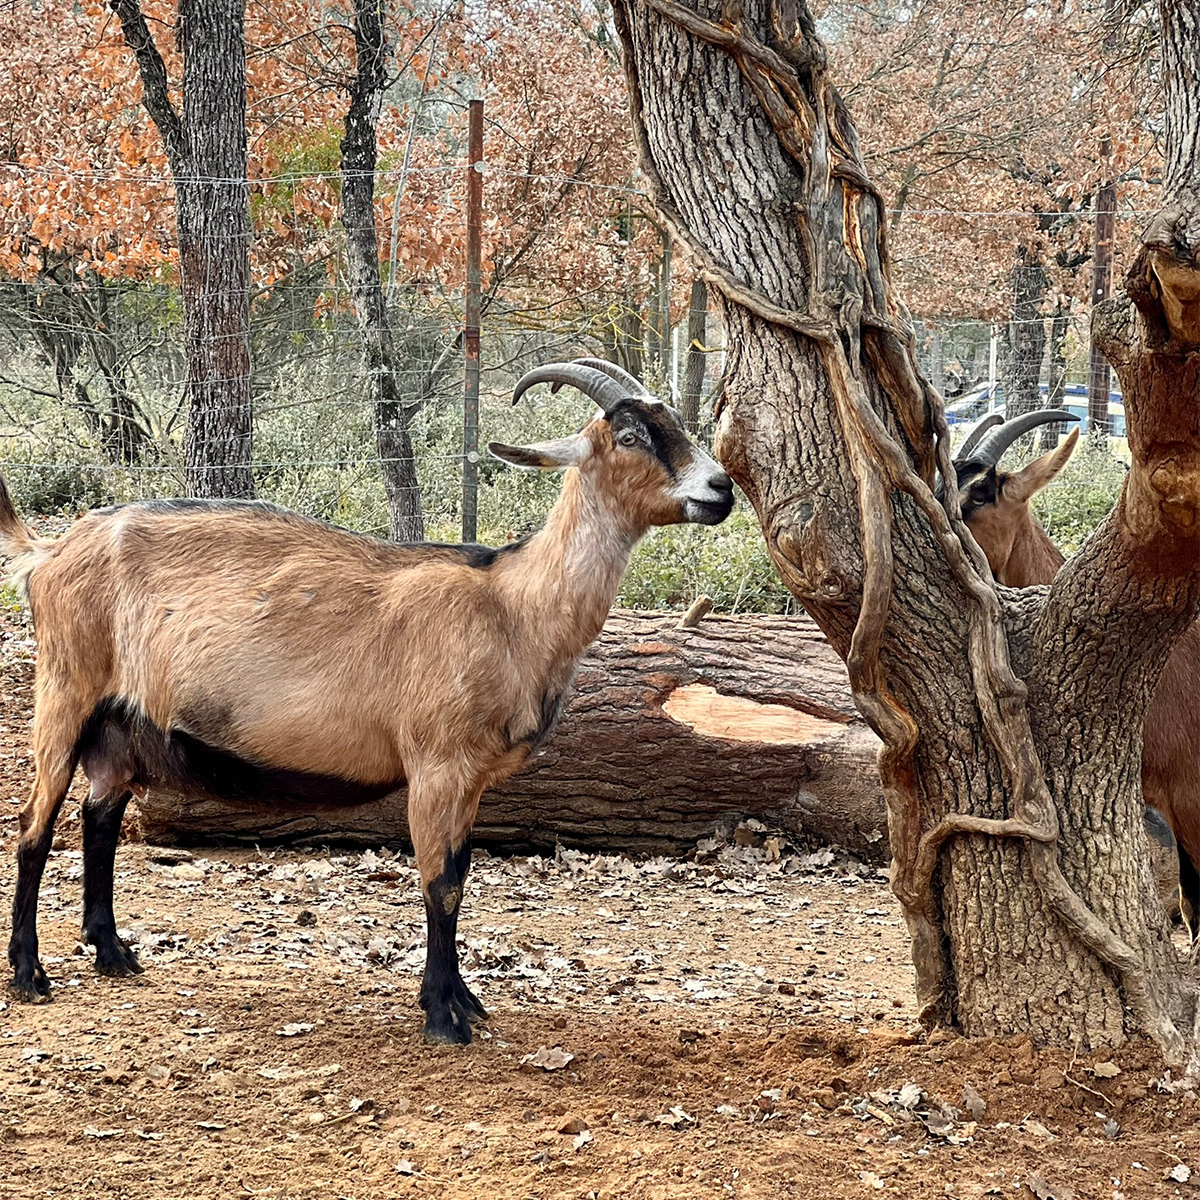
<box><xmin>1028</xmin><ymin>436</ymin><xmax>1125</xmax><ymax>555</ymax></box>
<box><xmin>0</xmin><ymin>458</ymin><xmax>113</xmax><ymax>515</ymax></box>
<box><xmin>618</xmin><ymin>510</ymin><xmax>792</xmax><ymax>612</ymax></box>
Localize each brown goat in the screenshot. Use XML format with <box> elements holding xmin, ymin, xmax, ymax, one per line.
<box><xmin>3</xmin><ymin>360</ymin><xmax>734</xmax><ymax>1042</ymax></box>
<box><xmin>948</xmin><ymin>412</ymin><xmax>1200</xmax><ymax>937</ymax></box>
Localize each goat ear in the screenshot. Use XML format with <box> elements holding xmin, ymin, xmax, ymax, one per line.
<box><xmin>1006</xmin><ymin>427</ymin><xmax>1080</xmax><ymax>503</ymax></box>
<box><xmin>488</xmin><ymin>435</ymin><xmax>589</xmax><ymax>471</ymax></box>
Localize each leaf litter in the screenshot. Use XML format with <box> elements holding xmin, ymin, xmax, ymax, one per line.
<box><xmin>0</xmin><ymin>617</ymin><xmax>1196</xmax><ymax>1200</ymax></box>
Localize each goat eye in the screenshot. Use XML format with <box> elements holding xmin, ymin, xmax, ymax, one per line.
<box><xmin>617</xmin><ymin>430</ymin><xmax>640</xmax><ymax>448</ymax></box>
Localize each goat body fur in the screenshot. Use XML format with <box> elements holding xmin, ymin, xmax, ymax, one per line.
<box><xmin>7</xmin><ymin>484</ymin><xmax>626</xmax><ymax>848</ymax></box>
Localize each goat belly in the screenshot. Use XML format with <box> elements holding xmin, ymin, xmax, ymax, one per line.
<box><xmin>504</xmin><ymin>686</ymin><xmax>572</xmax><ymax>752</ymax></box>
<box><xmin>76</xmin><ymin>697</ymin><xmax>401</xmax><ymax>808</ymax></box>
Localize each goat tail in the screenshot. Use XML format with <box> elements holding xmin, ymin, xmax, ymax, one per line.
<box><xmin>0</xmin><ymin>472</ymin><xmax>39</xmax><ymax>552</ymax></box>
<box><xmin>0</xmin><ymin>473</ymin><xmax>50</xmax><ymax>599</ymax></box>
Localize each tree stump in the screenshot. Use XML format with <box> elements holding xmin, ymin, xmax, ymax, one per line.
<box><xmin>133</xmin><ymin>611</ymin><xmax>888</xmax><ymax>860</ymax></box>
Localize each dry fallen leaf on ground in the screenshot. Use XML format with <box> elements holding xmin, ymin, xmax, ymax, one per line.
<box><xmin>1025</xmin><ymin>1169</ymin><xmax>1075</xmax><ymax>1200</ymax></box>
<box><xmin>520</xmin><ymin>1045</ymin><xmax>573</xmax><ymax>1071</ymax></box>
<box><xmin>962</xmin><ymin>1082</ymin><xmax>987</xmax><ymax>1121</ymax></box>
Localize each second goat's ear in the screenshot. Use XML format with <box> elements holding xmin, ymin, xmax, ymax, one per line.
<box><xmin>1006</xmin><ymin>427</ymin><xmax>1080</xmax><ymax>503</ymax></box>
<box><xmin>488</xmin><ymin>435</ymin><xmax>589</xmax><ymax>471</ymax></box>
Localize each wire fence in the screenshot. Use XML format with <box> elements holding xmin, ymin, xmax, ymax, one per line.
<box><xmin>0</xmin><ymin>160</ymin><xmax>1138</xmax><ymax>542</ymax></box>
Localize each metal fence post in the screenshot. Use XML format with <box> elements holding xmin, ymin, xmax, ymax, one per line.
<box><xmin>462</xmin><ymin>98</ymin><xmax>484</xmax><ymax>542</ymax></box>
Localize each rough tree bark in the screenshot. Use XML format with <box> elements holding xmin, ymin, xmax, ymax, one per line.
<box><xmin>1003</xmin><ymin>243</ymin><xmax>1047</xmax><ymax>423</ymax></box>
<box><xmin>680</xmin><ymin>276</ymin><xmax>709</xmax><ymax>431</ymax></box>
<box><xmin>133</xmin><ymin>612</ymin><xmax>887</xmax><ymax>858</ymax></box>
<box><xmin>611</xmin><ymin>0</ymin><xmax>1200</xmax><ymax>1058</ymax></box>
<box><xmin>341</xmin><ymin>0</ymin><xmax>425</xmax><ymax>542</ymax></box>
<box><xmin>110</xmin><ymin>0</ymin><xmax>255</xmax><ymax>498</ymax></box>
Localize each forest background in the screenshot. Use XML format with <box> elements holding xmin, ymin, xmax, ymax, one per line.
<box><xmin>0</xmin><ymin>0</ymin><xmax>1163</xmax><ymax>612</ymax></box>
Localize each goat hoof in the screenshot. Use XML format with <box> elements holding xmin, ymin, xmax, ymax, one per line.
<box><xmin>422</xmin><ymin>999</ymin><xmax>475</xmax><ymax>1045</ymax></box>
<box><xmin>93</xmin><ymin>937</ymin><xmax>144</xmax><ymax>978</ymax></box>
<box><xmin>452</xmin><ymin>978</ymin><xmax>488</xmax><ymax>1022</ymax></box>
<box><xmin>8</xmin><ymin>962</ymin><xmax>52</xmax><ymax>1003</ymax></box>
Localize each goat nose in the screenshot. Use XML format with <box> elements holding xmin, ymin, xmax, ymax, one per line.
<box><xmin>711</xmin><ymin>472</ymin><xmax>732</xmax><ymax>493</ymax></box>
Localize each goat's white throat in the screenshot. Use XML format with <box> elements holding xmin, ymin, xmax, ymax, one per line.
<box><xmin>511</xmin><ymin>471</ymin><xmax>641</xmax><ymax>658</ymax></box>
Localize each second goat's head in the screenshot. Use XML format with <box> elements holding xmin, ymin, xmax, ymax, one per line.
<box><xmin>492</xmin><ymin>358</ymin><xmax>735</xmax><ymax>530</ymax></box>
<box><xmin>942</xmin><ymin>408</ymin><xmax>1082</xmax><ymax>587</ymax></box>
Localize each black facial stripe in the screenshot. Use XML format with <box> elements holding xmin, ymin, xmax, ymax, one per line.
<box><xmin>610</xmin><ymin>400</ymin><xmax>692</xmax><ymax>480</ymax></box>
<box><xmin>952</xmin><ymin>463</ymin><xmax>999</xmax><ymax>520</ymax></box>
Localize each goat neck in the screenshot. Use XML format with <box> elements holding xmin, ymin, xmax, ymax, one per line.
<box><xmin>497</xmin><ymin>466</ymin><xmax>641</xmax><ymax>658</ymax></box>
<box><xmin>995</xmin><ymin>509</ymin><xmax>1066</xmax><ymax>587</ymax></box>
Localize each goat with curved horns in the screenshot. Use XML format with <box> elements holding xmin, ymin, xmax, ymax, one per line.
<box><xmin>2</xmin><ymin>359</ymin><xmax>734</xmax><ymax>1042</ymax></box>
<box><xmin>945</xmin><ymin>409</ymin><xmax>1200</xmax><ymax>937</ymax></box>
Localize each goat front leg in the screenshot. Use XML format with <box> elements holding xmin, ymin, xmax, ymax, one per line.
<box><xmin>409</xmin><ymin>775</ymin><xmax>487</xmax><ymax>1044</ymax></box>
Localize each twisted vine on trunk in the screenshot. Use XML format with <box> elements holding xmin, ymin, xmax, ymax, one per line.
<box><xmin>611</xmin><ymin>0</ymin><xmax>1200</xmax><ymax>1056</ymax></box>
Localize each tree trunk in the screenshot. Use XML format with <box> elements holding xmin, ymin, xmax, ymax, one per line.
<box><xmin>614</xmin><ymin>303</ymin><xmax>645</xmax><ymax>381</ymax></box>
<box><xmin>131</xmin><ymin>612</ymin><xmax>887</xmax><ymax>859</ymax></box>
<box><xmin>1003</xmin><ymin>243</ymin><xmax>1047</xmax><ymax>423</ymax></box>
<box><xmin>680</xmin><ymin>276</ymin><xmax>708</xmax><ymax>431</ymax></box>
<box><xmin>611</xmin><ymin>0</ymin><xmax>1199</xmax><ymax>1057</ymax></box>
<box><xmin>1039</xmin><ymin>302</ymin><xmax>1071</xmax><ymax>451</ymax></box>
<box><xmin>90</xmin><ymin>283</ymin><xmax>151</xmax><ymax>465</ymax></box>
<box><xmin>178</xmin><ymin>0</ymin><xmax>254</xmax><ymax>497</ymax></box>
<box><xmin>340</xmin><ymin>0</ymin><xmax>425</xmax><ymax>542</ymax></box>
<box><xmin>112</xmin><ymin>0</ymin><xmax>255</xmax><ymax>498</ymax></box>
<box><xmin>649</xmin><ymin>225</ymin><xmax>672</xmax><ymax>374</ymax></box>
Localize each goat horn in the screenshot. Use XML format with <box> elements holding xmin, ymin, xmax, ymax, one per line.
<box><xmin>570</xmin><ymin>357</ymin><xmax>654</xmax><ymax>397</ymax></box>
<box><xmin>954</xmin><ymin>412</ymin><xmax>1005</xmax><ymax>462</ymax></box>
<box><xmin>969</xmin><ymin>409</ymin><xmax>1081</xmax><ymax>467</ymax></box>
<box><xmin>512</xmin><ymin>363</ymin><xmax>631</xmax><ymax>414</ymax></box>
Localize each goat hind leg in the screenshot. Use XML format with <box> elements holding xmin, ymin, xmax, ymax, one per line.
<box><xmin>82</xmin><ymin>787</ymin><xmax>141</xmax><ymax>977</ymax></box>
<box><xmin>8</xmin><ymin>759</ymin><xmax>75</xmax><ymax>1001</ymax></box>
<box><xmin>445</xmin><ymin>839</ymin><xmax>486</xmax><ymax>1021</ymax></box>
<box><xmin>1180</xmin><ymin>848</ymin><xmax>1200</xmax><ymax>946</ymax></box>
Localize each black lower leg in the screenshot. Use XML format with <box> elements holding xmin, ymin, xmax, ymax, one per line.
<box><xmin>1180</xmin><ymin>848</ymin><xmax>1200</xmax><ymax>944</ymax></box>
<box><xmin>449</xmin><ymin>841</ymin><xmax>485</xmax><ymax>1019</ymax></box>
<box><xmin>8</xmin><ymin>827</ymin><xmax>55</xmax><ymax>1001</ymax></box>
<box><xmin>82</xmin><ymin>791</ymin><xmax>141</xmax><ymax>977</ymax></box>
<box><xmin>419</xmin><ymin>840</ymin><xmax>484</xmax><ymax>1044</ymax></box>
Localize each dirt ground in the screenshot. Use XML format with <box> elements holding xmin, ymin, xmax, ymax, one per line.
<box><xmin>0</xmin><ymin>608</ymin><xmax>1197</xmax><ymax>1200</ymax></box>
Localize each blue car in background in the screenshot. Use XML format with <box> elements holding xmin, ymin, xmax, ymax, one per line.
<box><xmin>945</xmin><ymin>381</ymin><xmax>1126</xmax><ymax>437</ymax></box>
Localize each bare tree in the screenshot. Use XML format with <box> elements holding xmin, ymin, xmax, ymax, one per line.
<box><xmin>111</xmin><ymin>0</ymin><xmax>254</xmax><ymax>497</ymax></box>
<box><xmin>1</xmin><ymin>260</ymin><xmax>152</xmax><ymax>464</ymax></box>
<box><xmin>611</xmin><ymin>0</ymin><xmax>1199</xmax><ymax>1058</ymax></box>
<box><xmin>340</xmin><ymin>0</ymin><xmax>424</xmax><ymax>541</ymax></box>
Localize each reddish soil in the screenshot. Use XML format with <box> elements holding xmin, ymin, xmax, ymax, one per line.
<box><xmin>0</xmin><ymin>605</ymin><xmax>1196</xmax><ymax>1199</ymax></box>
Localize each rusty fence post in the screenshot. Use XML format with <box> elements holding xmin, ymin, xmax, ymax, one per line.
<box><xmin>462</xmin><ymin>98</ymin><xmax>484</xmax><ymax>542</ymax></box>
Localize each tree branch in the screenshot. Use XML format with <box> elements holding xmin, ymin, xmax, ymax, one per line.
<box><xmin>109</xmin><ymin>0</ymin><xmax>188</xmax><ymax>172</ymax></box>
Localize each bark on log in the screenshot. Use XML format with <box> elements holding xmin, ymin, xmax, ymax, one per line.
<box><xmin>132</xmin><ymin>611</ymin><xmax>887</xmax><ymax>860</ymax></box>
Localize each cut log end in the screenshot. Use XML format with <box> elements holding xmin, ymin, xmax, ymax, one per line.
<box><xmin>661</xmin><ymin>683</ymin><xmax>847</xmax><ymax>745</ymax></box>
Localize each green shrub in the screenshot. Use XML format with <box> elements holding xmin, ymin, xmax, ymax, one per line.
<box><xmin>1028</xmin><ymin>436</ymin><xmax>1125</xmax><ymax>555</ymax></box>
<box><xmin>0</xmin><ymin>458</ymin><xmax>113</xmax><ymax>515</ymax></box>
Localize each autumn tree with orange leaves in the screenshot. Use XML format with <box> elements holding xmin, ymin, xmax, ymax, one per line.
<box><xmin>0</xmin><ymin>0</ymin><xmax>662</xmax><ymax>506</ymax></box>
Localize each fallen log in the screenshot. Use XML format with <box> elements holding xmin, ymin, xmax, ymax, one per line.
<box><xmin>133</xmin><ymin>611</ymin><xmax>888</xmax><ymax>861</ymax></box>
